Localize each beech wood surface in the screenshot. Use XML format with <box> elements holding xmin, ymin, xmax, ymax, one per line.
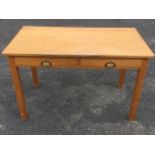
<box><xmin>2</xmin><ymin>26</ymin><xmax>154</xmax><ymax>58</ymax></box>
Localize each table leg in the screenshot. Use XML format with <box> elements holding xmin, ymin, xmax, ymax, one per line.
<box><xmin>8</xmin><ymin>57</ymin><xmax>28</xmax><ymax>120</ymax></box>
<box><xmin>118</xmin><ymin>69</ymin><xmax>126</xmax><ymax>89</ymax></box>
<box><xmin>31</xmin><ymin>67</ymin><xmax>39</xmax><ymax>87</ymax></box>
<box><xmin>128</xmin><ymin>59</ymin><xmax>148</xmax><ymax>120</ymax></box>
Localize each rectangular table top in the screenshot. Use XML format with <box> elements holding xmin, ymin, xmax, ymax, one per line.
<box><xmin>2</xmin><ymin>26</ymin><xmax>154</xmax><ymax>58</ymax></box>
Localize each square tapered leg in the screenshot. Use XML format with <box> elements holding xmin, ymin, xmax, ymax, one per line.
<box><xmin>118</xmin><ymin>69</ymin><xmax>126</xmax><ymax>89</ymax></box>
<box><xmin>31</xmin><ymin>67</ymin><xmax>39</xmax><ymax>87</ymax></box>
<box><xmin>128</xmin><ymin>59</ymin><xmax>148</xmax><ymax>120</ymax></box>
<box><xmin>8</xmin><ymin>57</ymin><xmax>28</xmax><ymax>120</ymax></box>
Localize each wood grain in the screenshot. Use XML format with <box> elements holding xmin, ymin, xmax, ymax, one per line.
<box><xmin>14</xmin><ymin>57</ymin><xmax>143</xmax><ymax>69</ymax></box>
<box><xmin>2</xmin><ymin>26</ymin><xmax>154</xmax><ymax>58</ymax></box>
<box><xmin>8</xmin><ymin>57</ymin><xmax>28</xmax><ymax>120</ymax></box>
<box><xmin>80</xmin><ymin>58</ymin><xmax>142</xmax><ymax>69</ymax></box>
<box><xmin>128</xmin><ymin>59</ymin><xmax>148</xmax><ymax>120</ymax></box>
<box><xmin>118</xmin><ymin>69</ymin><xmax>126</xmax><ymax>89</ymax></box>
<box><xmin>31</xmin><ymin>67</ymin><xmax>39</xmax><ymax>87</ymax></box>
<box><xmin>4</xmin><ymin>27</ymin><xmax>154</xmax><ymax>121</ymax></box>
<box><xmin>15</xmin><ymin>57</ymin><xmax>79</xmax><ymax>67</ymax></box>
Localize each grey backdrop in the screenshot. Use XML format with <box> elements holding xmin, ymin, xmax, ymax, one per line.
<box><xmin>0</xmin><ymin>19</ymin><xmax>155</xmax><ymax>134</ymax></box>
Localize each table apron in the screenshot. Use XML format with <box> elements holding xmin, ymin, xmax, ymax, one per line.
<box><xmin>13</xmin><ymin>57</ymin><xmax>144</xmax><ymax>69</ymax></box>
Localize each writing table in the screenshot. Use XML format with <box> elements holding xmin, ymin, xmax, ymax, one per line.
<box><xmin>2</xmin><ymin>26</ymin><xmax>154</xmax><ymax>120</ymax></box>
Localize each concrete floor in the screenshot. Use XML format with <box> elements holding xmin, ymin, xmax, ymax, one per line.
<box><xmin>0</xmin><ymin>19</ymin><xmax>155</xmax><ymax>134</ymax></box>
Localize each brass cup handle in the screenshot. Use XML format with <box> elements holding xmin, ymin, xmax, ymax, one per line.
<box><xmin>105</xmin><ymin>62</ymin><xmax>116</xmax><ymax>68</ymax></box>
<box><xmin>41</xmin><ymin>61</ymin><xmax>52</xmax><ymax>67</ymax></box>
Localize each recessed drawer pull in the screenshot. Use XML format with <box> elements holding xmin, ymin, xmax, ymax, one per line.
<box><xmin>41</xmin><ymin>61</ymin><xmax>52</xmax><ymax>67</ymax></box>
<box><xmin>105</xmin><ymin>62</ymin><xmax>116</xmax><ymax>68</ymax></box>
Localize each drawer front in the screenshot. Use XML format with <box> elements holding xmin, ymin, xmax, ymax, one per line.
<box><xmin>80</xmin><ymin>58</ymin><xmax>142</xmax><ymax>69</ymax></box>
<box><xmin>15</xmin><ymin>57</ymin><xmax>79</xmax><ymax>67</ymax></box>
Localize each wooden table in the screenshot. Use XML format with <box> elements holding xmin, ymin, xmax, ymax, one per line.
<box><xmin>2</xmin><ymin>26</ymin><xmax>154</xmax><ymax>120</ymax></box>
